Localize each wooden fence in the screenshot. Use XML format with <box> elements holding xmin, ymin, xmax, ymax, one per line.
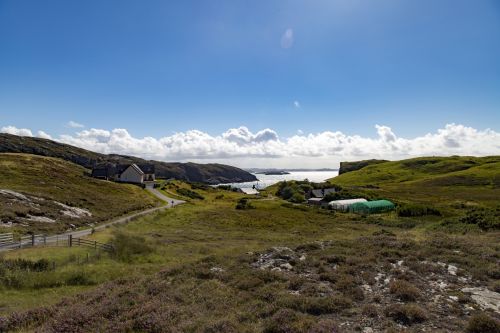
<box><xmin>0</xmin><ymin>233</ymin><xmax>113</xmax><ymax>253</ymax></box>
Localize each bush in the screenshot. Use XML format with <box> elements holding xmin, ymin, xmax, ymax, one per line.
<box><xmin>0</xmin><ymin>258</ymin><xmax>51</xmax><ymax>272</ymax></box>
<box><xmin>466</xmin><ymin>313</ymin><xmax>500</xmax><ymax>333</ymax></box>
<box><xmin>279</xmin><ymin>295</ymin><xmax>351</xmax><ymax>315</ymax></box>
<box><xmin>263</xmin><ymin>309</ymin><xmax>312</xmax><ymax>333</ymax></box>
<box><xmin>397</xmin><ymin>204</ymin><xmax>441</xmax><ymax>217</ymax></box>
<box><xmin>65</xmin><ymin>271</ymin><xmax>94</xmax><ymax>286</ymax></box>
<box><xmin>176</xmin><ymin>188</ymin><xmax>205</xmax><ymax>200</ymax></box>
<box><xmin>111</xmin><ymin>231</ymin><xmax>153</xmax><ymax>261</ymax></box>
<box><xmin>235</xmin><ymin>198</ymin><xmax>255</xmax><ymax>210</ymax></box>
<box><xmin>459</xmin><ymin>208</ymin><xmax>500</xmax><ymax>230</ymax></box>
<box><xmin>189</xmin><ymin>182</ymin><xmax>211</xmax><ymax>191</ymax></box>
<box><xmin>276</xmin><ymin>181</ymin><xmax>306</xmax><ymax>203</ymax></box>
<box><xmin>384</xmin><ymin>304</ymin><xmax>427</xmax><ymax>325</ymax></box>
<box><xmin>389</xmin><ymin>280</ymin><xmax>420</xmax><ymax>301</ymax></box>
<box><xmin>289</xmin><ymin>192</ymin><xmax>305</xmax><ymax>203</ymax></box>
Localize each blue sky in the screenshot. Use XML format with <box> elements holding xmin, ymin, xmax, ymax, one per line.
<box><xmin>1</xmin><ymin>1</ymin><xmax>499</xmax><ymax>167</ymax></box>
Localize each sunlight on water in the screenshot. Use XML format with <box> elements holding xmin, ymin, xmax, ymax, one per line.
<box><xmin>219</xmin><ymin>171</ymin><xmax>339</xmax><ymax>189</ymax></box>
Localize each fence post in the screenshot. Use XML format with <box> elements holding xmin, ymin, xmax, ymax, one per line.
<box><xmin>69</xmin><ymin>235</ymin><xmax>73</xmax><ymax>247</ymax></box>
<box><xmin>31</xmin><ymin>234</ymin><xmax>35</xmax><ymax>247</ymax></box>
<box><xmin>44</xmin><ymin>235</ymin><xmax>47</xmax><ymax>245</ymax></box>
<box><xmin>94</xmin><ymin>241</ymin><xmax>97</xmax><ymax>250</ymax></box>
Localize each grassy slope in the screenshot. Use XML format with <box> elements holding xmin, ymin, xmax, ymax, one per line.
<box><xmin>0</xmin><ymin>133</ymin><xmax>257</xmax><ymax>184</ymax></box>
<box><xmin>329</xmin><ymin>156</ymin><xmax>500</xmax><ymax>211</ymax></box>
<box><xmin>0</xmin><ymin>183</ymin><xmax>498</xmax><ymax>331</ymax></box>
<box><xmin>0</xmin><ymin>153</ymin><xmax>159</xmax><ymax>234</ymax></box>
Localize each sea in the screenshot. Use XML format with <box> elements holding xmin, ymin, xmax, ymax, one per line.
<box><xmin>219</xmin><ymin>170</ymin><xmax>339</xmax><ymax>190</ymax></box>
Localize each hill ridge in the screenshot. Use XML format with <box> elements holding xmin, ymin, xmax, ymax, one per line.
<box><xmin>0</xmin><ymin>133</ymin><xmax>257</xmax><ymax>184</ymax></box>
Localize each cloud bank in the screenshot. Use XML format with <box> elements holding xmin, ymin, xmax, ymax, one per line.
<box><xmin>1</xmin><ymin>124</ymin><xmax>499</xmax><ymax>167</ymax></box>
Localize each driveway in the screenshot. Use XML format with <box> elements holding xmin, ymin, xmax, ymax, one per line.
<box><xmin>145</xmin><ymin>185</ymin><xmax>185</xmax><ymax>207</ymax></box>
<box><xmin>0</xmin><ymin>185</ymin><xmax>185</xmax><ymax>251</ymax></box>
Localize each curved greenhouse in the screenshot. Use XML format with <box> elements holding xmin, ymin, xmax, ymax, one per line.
<box><xmin>349</xmin><ymin>200</ymin><xmax>395</xmax><ymax>214</ymax></box>
<box><xmin>328</xmin><ymin>198</ymin><xmax>367</xmax><ymax>211</ymax></box>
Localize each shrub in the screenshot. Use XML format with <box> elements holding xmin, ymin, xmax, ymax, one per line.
<box><xmin>466</xmin><ymin>313</ymin><xmax>500</xmax><ymax>333</ymax></box>
<box><xmin>397</xmin><ymin>204</ymin><xmax>441</xmax><ymax>217</ymax></box>
<box><xmin>308</xmin><ymin>319</ymin><xmax>340</xmax><ymax>333</ymax></box>
<box><xmin>389</xmin><ymin>280</ymin><xmax>420</xmax><ymax>302</ymax></box>
<box><xmin>384</xmin><ymin>304</ymin><xmax>427</xmax><ymax>325</ymax></box>
<box><xmin>263</xmin><ymin>309</ymin><xmax>314</xmax><ymax>333</ymax></box>
<box><xmin>235</xmin><ymin>276</ymin><xmax>264</xmax><ymax>290</ymax></box>
<box><xmin>459</xmin><ymin>208</ymin><xmax>500</xmax><ymax>230</ymax></box>
<box><xmin>65</xmin><ymin>271</ymin><xmax>94</xmax><ymax>286</ymax></box>
<box><xmin>289</xmin><ymin>192</ymin><xmax>305</xmax><ymax>203</ymax></box>
<box><xmin>111</xmin><ymin>231</ymin><xmax>153</xmax><ymax>261</ymax></box>
<box><xmin>189</xmin><ymin>182</ymin><xmax>211</xmax><ymax>191</ymax></box>
<box><xmin>235</xmin><ymin>198</ymin><xmax>255</xmax><ymax>210</ymax></box>
<box><xmin>276</xmin><ymin>181</ymin><xmax>306</xmax><ymax>203</ymax></box>
<box><xmin>279</xmin><ymin>295</ymin><xmax>351</xmax><ymax>315</ymax></box>
<box><xmin>0</xmin><ymin>258</ymin><xmax>51</xmax><ymax>272</ymax></box>
<box><xmin>176</xmin><ymin>188</ymin><xmax>205</xmax><ymax>200</ymax></box>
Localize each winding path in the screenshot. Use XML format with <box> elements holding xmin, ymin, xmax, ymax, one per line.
<box><xmin>0</xmin><ymin>186</ymin><xmax>185</xmax><ymax>251</ymax></box>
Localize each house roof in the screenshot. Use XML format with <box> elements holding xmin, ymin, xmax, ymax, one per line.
<box><xmin>128</xmin><ymin>164</ymin><xmax>145</xmax><ymax>175</ymax></box>
<box><xmin>240</xmin><ymin>187</ymin><xmax>259</xmax><ymax>195</ymax></box>
<box><xmin>311</xmin><ymin>188</ymin><xmax>336</xmax><ymax>198</ymax></box>
<box><xmin>92</xmin><ymin>163</ymin><xmax>153</xmax><ymax>178</ymax></box>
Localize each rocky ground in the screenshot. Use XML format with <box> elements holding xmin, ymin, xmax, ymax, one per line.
<box><xmin>250</xmin><ymin>237</ymin><xmax>500</xmax><ymax>332</ymax></box>
<box><xmin>0</xmin><ymin>232</ymin><xmax>498</xmax><ymax>332</ymax></box>
<box><xmin>0</xmin><ymin>189</ymin><xmax>93</xmax><ymax>231</ymax></box>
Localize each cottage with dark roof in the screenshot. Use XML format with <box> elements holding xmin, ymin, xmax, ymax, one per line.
<box><xmin>91</xmin><ymin>163</ymin><xmax>155</xmax><ymax>184</ymax></box>
<box><xmin>309</xmin><ymin>188</ymin><xmax>336</xmax><ymax>198</ymax></box>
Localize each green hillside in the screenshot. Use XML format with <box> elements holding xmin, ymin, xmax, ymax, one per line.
<box><xmin>330</xmin><ymin>156</ymin><xmax>500</xmax><ymax>216</ymax></box>
<box><xmin>0</xmin><ymin>133</ymin><xmax>257</xmax><ymax>184</ymax></box>
<box><xmin>0</xmin><ymin>153</ymin><xmax>160</xmax><ymax>234</ymax></box>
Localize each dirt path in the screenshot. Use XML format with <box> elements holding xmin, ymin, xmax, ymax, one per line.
<box><xmin>145</xmin><ymin>186</ymin><xmax>185</xmax><ymax>207</ymax></box>
<box><xmin>0</xmin><ymin>187</ymin><xmax>185</xmax><ymax>251</ymax></box>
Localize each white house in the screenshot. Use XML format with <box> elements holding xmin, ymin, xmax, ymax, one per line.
<box><xmin>118</xmin><ymin>164</ymin><xmax>145</xmax><ymax>184</ymax></box>
<box><xmin>239</xmin><ymin>187</ymin><xmax>259</xmax><ymax>195</ymax></box>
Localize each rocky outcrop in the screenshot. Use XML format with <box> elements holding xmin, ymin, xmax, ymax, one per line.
<box><xmin>338</xmin><ymin>159</ymin><xmax>388</xmax><ymax>175</ymax></box>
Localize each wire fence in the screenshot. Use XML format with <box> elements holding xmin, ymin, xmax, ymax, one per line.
<box><xmin>0</xmin><ymin>233</ymin><xmax>114</xmax><ymax>253</ymax></box>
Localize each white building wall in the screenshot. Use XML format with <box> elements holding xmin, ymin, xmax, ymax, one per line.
<box><xmin>119</xmin><ymin>165</ymin><xmax>144</xmax><ymax>184</ymax></box>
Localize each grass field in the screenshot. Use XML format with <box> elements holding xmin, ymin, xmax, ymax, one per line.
<box><xmin>0</xmin><ymin>177</ymin><xmax>499</xmax><ymax>332</ymax></box>
<box><xmin>0</xmin><ymin>156</ymin><xmax>499</xmax><ymax>332</ymax></box>
<box><xmin>0</xmin><ymin>153</ymin><xmax>160</xmax><ymax>234</ymax></box>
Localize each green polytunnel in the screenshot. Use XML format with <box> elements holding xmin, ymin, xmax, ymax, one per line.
<box><xmin>349</xmin><ymin>200</ymin><xmax>395</xmax><ymax>214</ymax></box>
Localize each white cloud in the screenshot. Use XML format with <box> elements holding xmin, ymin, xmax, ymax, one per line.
<box><xmin>294</xmin><ymin>101</ymin><xmax>301</xmax><ymax>109</ymax></box>
<box><xmin>281</xmin><ymin>28</ymin><xmax>294</xmax><ymax>49</ymax></box>
<box><xmin>37</xmin><ymin>131</ymin><xmax>52</xmax><ymax>140</ymax></box>
<box><xmin>2</xmin><ymin>123</ymin><xmax>499</xmax><ymax>168</ymax></box>
<box><xmin>67</xmin><ymin>121</ymin><xmax>85</xmax><ymax>128</ymax></box>
<box><xmin>0</xmin><ymin>126</ymin><xmax>33</xmax><ymax>137</ymax></box>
